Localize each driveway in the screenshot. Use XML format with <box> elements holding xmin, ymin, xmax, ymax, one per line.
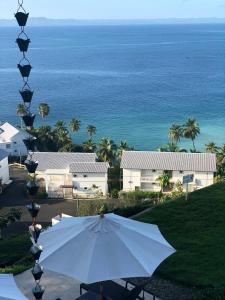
<box><xmin>0</xmin><ymin>165</ymin><xmax>78</xmax><ymax>237</ymax></box>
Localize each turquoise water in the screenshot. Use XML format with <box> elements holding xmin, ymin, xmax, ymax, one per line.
<box><xmin>1</xmin><ymin>24</ymin><xmax>225</xmax><ymax>150</ymax></box>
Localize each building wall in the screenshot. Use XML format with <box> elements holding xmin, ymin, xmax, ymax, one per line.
<box><xmin>36</xmin><ymin>170</ymin><xmax>108</xmax><ymax>198</ymax></box>
<box><xmin>0</xmin><ymin>157</ymin><xmax>9</xmax><ymax>184</ymax></box>
<box><xmin>123</xmin><ymin>168</ymin><xmax>214</xmax><ymax>192</ymax></box>
<box><xmin>72</xmin><ymin>172</ymin><xmax>108</xmax><ymax>196</ymax></box>
<box><xmin>0</xmin><ymin>132</ymin><xmax>28</xmax><ymax>156</ymax></box>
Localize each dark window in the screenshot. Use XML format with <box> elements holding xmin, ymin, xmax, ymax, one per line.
<box><xmin>179</xmin><ymin>171</ymin><xmax>184</xmax><ymax>174</ymax></box>
<box><xmin>6</xmin><ymin>144</ymin><xmax>11</xmax><ymax>149</ymax></box>
<box><xmin>83</xmin><ymin>175</ymin><xmax>88</xmax><ymax>178</ymax></box>
<box><xmin>73</xmin><ymin>174</ymin><xmax>77</xmax><ymax>177</ymax></box>
<box><xmin>13</xmin><ymin>141</ymin><xmax>17</xmax><ymax>144</ymax></box>
<box><xmin>84</xmin><ymin>187</ymin><xmax>88</xmax><ymax>190</ymax></box>
<box><xmin>152</xmin><ymin>169</ymin><xmax>156</xmax><ymax>172</ymax></box>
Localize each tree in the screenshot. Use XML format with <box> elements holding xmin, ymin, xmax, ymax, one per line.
<box><xmin>183</xmin><ymin>118</ymin><xmax>200</xmax><ymax>152</ymax></box>
<box><xmin>87</xmin><ymin>125</ymin><xmax>97</xmax><ymax>139</ymax></box>
<box><xmin>158</xmin><ymin>142</ymin><xmax>180</xmax><ymax>152</ymax></box>
<box><xmin>38</xmin><ymin>103</ymin><xmax>50</xmax><ymax>118</ymax></box>
<box><xmin>16</xmin><ymin>103</ymin><xmax>26</xmax><ymax>116</ymax></box>
<box><xmin>168</xmin><ymin>124</ymin><xmax>183</xmax><ymax>144</ymax></box>
<box><xmin>70</xmin><ymin>118</ymin><xmax>81</xmax><ymax>134</ymax></box>
<box><xmin>98</xmin><ymin>138</ymin><xmax>117</xmax><ymax>164</ymax></box>
<box><xmin>83</xmin><ymin>139</ymin><xmax>96</xmax><ymax>153</ymax></box>
<box><xmin>205</xmin><ymin>142</ymin><xmax>218</xmax><ymax>154</ymax></box>
<box><xmin>54</xmin><ymin>121</ymin><xmax>70</xmax><ymax>150</ymax></box>
<box><xmin>156</xmin><ymin>172</ymin><xmax>171</xmax><ymax>192</ymax></box>
<box><xmin>0</xmin><ymin>209</ymin><xmax>22</xmax><ymax>239</ymax></box>
<box><xmin>117</xmin><ymin>141</ymin><xmax>132</xmax><ymax>160</ymax></box>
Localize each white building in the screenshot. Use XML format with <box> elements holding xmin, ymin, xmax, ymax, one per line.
<box><xmin>121</xmin><ymin>151</ymin><xmax>217</xmax><ymax>192</ymax></box>
<box><xmin>0</xmin><ymin>122</ymin><xmax>30</xmax><ymax>156</ymax></box>
<box><xmin>31</xmin><ymin>152</ymin><xmax>109</xmax><ymax>198</ymax></box>
<box><xmin>0</xmin><ymin>150</ymin><xmax>10</xmax><ymax>185</ymax></box>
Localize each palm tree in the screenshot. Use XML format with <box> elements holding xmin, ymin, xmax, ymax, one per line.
<box><xmin>16</xmin><ymin>103</ymin><xmax>26</xmax><ymax>116</ymax></box>
<box><xmin>156</xmin><ymin>172</ymin><xmax>171</xmax><ymax>192</ymax></box>
<box><xmin>87</xmin><ymin>125</ymin><xmax>96</xmax><ymax>139</ymax></box>
<box><xmin>168</xmin><ymin>124</ymin><xmax>183</xmax><ymax>144</ymax></box>
<box><xmin>83</xmin><ymin>139</ymin><xmax>96</xmax><ymax>153</ymax></box>
<box><xmin>70</xmin><ymin>118</ymin><xmax>81</xmax><ymax>134</ymax></box>
<box><xmin>205</xmin><ymin>142</ymin><xmax>218</xmax><ymax>154</ymax></box>
<box><xmin>183</xmin><ymin>118</ymin><xmax>200</xmax><ymax>152</ymax></box>
<box><xmin>98</xmin><ymin>138</ymin><xmax>117</xmax><ymax>164</ymax></box>
<box><xmin>16</xmin><ymin>103</ymin><xmax>26</xmax><ymax>128</ymax></box>
<box><xmin>38</xmin><ymin>103</ymin><xmax>50</xmax><ymax>118</ymax></box>
<box><xmin>117</xmin><ymin>141</ymin><xmax>132</xmax><ymax>160</ymax></box>
<box><xmin>158</xmin><ymin>142</ymin><xmax>180</xmax><ymax>152</ymax></box>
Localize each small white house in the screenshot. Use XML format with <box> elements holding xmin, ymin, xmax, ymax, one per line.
<box><xmin>121</xmin><ymin>151</ymin><xmax>217</xmax><ymax>192</ymax></box>
<box><xmin>0</xmin><ymin>122</ymin><xmax>30</xmax><ymax>156</ymax></box>
<box><xmin>0</xmin><ymin>149</ymin><xmax>10</xmax><ymax>185</ymax></box>
<box><xmin>31</xmin><ymin>152</ymin><xmax>109</xmax><ymax>199</ymax></box>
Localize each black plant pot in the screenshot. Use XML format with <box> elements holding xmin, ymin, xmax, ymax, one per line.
<box><xmin>18</xmin><ymin>63</ymin><xmax>32</xmax><ymax>78</ymax></box>
<box><xmin>24</xmin><ymin>159</ymin><xmax>38</xmax><ymax>173</ymax></box>
<box><xmin>29</xmin><ymin>224</ymin><xmax>42</xmax><ymax>243</ymax></box>
<box><xmin>26</xmin><ymin>202</ymin><xmax>41</xmax><ymax>218</ymax></box>
<box><xmin>20</xmin><ymin>89</ymin><xmax>34</xmax><ymax>103</ymax></box>
<box><xmin>22</xmin><ymin>114</ymin><xmax>35</xmax><ymax>127</ymax></box>
<box><xmin>32</xmin><ymin>264</ymin><xmax>44</xmax><ymax>281</ymax></box>
<box><xmin>15</xmin><ymin>12</ymin><xmax>29</xmax><ymax>27</ymax></box>
<box><xmin>16</xmin><ymin>38</ymin><xmax>30</xmax><ymax>52</ymax></box>
<box><xmin>32</xmin><ymin>285</ymin><xmax>45</xmax><ymax>300</ymax></box>
<box><xmin>30</xmin><ymin>244</ymin><xmax>43</xmax><ymax>261</ymax></box>
<box><xmin>24</xmin><ymin>160</ymin><xmax>38</xmax><ymax>173</ymax></box>
<box><xmin>23</xmin><ymin>137</ymin><xmax>37</xmax><ymax>151</ymax></box>
<box><xmin>27</xmin><ymin>181</ymin><xmax>39</xmax><ymax>196</ymax></box>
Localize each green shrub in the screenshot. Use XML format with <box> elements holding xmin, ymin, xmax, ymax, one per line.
<box><xmin>195</xmin><ymin>287</ymin><xmax>225</xmax><ymax>300</ymax></box>
<box><xmin>119</xmin><ymin>190</ymin><xmax>161</xmax><ymax>207</ymax></box>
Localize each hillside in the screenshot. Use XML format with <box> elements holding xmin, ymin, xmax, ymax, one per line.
<box><xmin>137</xmin><ymin>181</ymin><xmax>225</xmax><ymax>288</ymax></box>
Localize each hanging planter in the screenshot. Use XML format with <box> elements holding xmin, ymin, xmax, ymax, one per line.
<box><xmin>20</xmin><ymin>89</ymin><xmax>34</xmax><ymax>103</ymax></box>
<box><xmin>32</xmin><ymin>264</ymin><xmax>44</xmax><ymax>281</ymax></box>
<box><xmin>27</xmin><ymin>180</ymin><xmax>39</xmax><ymax>196</ymax></box>
<box><xmin>18</xmin><ymin>63</ymin><xmax>32</xmax><ymax>78</ymax></box>
<box><xmin>24</xmin><ymin>160</ymin><xmax>38</xmax><ymax>173</ymax></box>
<box><xmin>30</xmin><ymin>244</ymin><xmax>43</xmax><ymax>260</ymax></box>
<box><xmin>16</xmin><ymin>37</ymin><xmax>30</xmax><ymax>52</ymax></box>
<box><xmin>29</xmin><ymin>224</ymin><xmax>42</xmax><ymax>243</ymax></box>
<box><xmin>32</xmin><ymin>284</ymin><xmax>45</xmax><ymax>300</ymax></box>
<box><xmin>26</xmin><ymin>202</ymin><xmax>40</xmax><ymax>218</ymax></box>
<box><xmin>22</xmin><ymin>113</ymin><xmax>35</xmax><ymax>127</ymax></box>
<box><xmin>15</xmin><ymin>12</ymin><xmax>29</xmax><ymax>27</ymax></box>
<box><xmin>23</xmin><ymin>137</ymin><xmax>37</xmax><ymax>151</ymax></box>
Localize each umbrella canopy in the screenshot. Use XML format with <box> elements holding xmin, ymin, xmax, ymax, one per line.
<box><xmin>39</xmin><ymin>213</ymin><xmax>176</xmax><ymax>284</ymax></box>
<box><xmin>0</xmin><ymin>274</ymin><xmax>28</xmax><ymax>300</ymax></box>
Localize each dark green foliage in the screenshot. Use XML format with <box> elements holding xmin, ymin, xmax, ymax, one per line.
<box><xmin>136</xmin><ymin>181</ymin><xmax>225</xmax><ymax>288</ymax></box>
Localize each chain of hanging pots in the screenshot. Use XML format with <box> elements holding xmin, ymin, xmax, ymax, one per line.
<box><xmin>15</xmin><ymin>1</ymin><xmax>45</xmax><ymax>299</ymax></box>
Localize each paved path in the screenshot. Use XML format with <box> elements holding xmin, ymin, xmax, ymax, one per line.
<box><xmin>16</xmin><ymin>269</ymin><xmax>158</xmax><ymax>300</ymax></box>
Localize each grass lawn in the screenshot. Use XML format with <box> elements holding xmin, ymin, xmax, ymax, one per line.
<box><xmin>136</xmin><ymin>181</ymin><xmax>225</xmax><ymax>288</ymax></box>
<box><xmin>0</xmin><ymin>233</ymin><xmax>33</xmax><ymax>274</ymax></box>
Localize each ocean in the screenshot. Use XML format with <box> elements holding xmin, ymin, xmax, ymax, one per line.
<box><xmin>1</xmin><ymin>24</ymin><xmax>225</xmax><ymax>150</ymax></box>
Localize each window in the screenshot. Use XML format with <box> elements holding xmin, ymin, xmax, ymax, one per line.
<box><xmin>6</xmin><ymin>144</ymin><xmax>11</xmax><ymax>149</ymax></box>
<box><xmin>84</xmin><ymin>187</ymin><xmax>88</xmax><ymax>190</ymax></box>
<box><xmin>152</xmin><ymin>169</ymin><xmax>156</xmax><ymax>173</ymax></box>
<box><xmin>128</xmin><ymin>181</ymin><xmax>133</xmax><ymax>184</ymax></box>
<box><xmin>13</xmin><ymin>141</ymin><xmax>17</xmax><ymax>144</ymax></box>
<box><xmin>73</xmin><ymin>174</ymin><xmax>77</xmax><ymax>177</ymax></box>
<box><xmin>14</xmin><ymin>150</ymin><xmax>17</xmax><ymax>153</ymax></box>
<box><xmin>179</xmin><ymin>171</ymin><xmax>184</xmax><ymax>174</ymax></box>
<box><xmin>83</xmin><ymin>175</ymin><xmax>88</xmax><ymax>178</ymax></box>
<box><xmin>74</xmin><ymin>187</ymin><xmax>77</xmax><ymax>190</ymax></box>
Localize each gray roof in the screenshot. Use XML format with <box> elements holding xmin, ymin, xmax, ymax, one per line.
<box><xmin>31</xmin><ymin>152</ymin><xmax>97</xmax><ymax>171</ymax></box>
<box><xmin>121</xmin><ymin>151</ymin><xmax>217</xmax><ymax>172</ymax></box>
<box><xmin>69</xmin><ymin>162</ymin><xmax>109</xmax><ymax>173</ymax></box>
<box><xmin>0</xmin><ymin>149</ymin><xmax>8</xmax><ymax>161</ymax></box>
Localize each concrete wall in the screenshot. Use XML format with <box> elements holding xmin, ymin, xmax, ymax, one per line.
<box><xmin>0</xmin><ymin>157</ymin><xmax>9</xmax><ymax>184</ymax></box>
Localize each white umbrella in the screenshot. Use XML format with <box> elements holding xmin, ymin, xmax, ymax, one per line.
<box><xmin>0</xmin><ymin>274</ymin><xmax>28</xmax><ymax>300</ymax></box>
<box><xmin>39</xmin><ymin>213</ymin><xmax>175</xmax><ymax>284</ymax></box>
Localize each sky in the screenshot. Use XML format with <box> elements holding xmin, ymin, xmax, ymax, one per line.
<box><xmin>1</xmin><ymin>0</ymin><xmax>225</xmax><ymax>20</ymax></box>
